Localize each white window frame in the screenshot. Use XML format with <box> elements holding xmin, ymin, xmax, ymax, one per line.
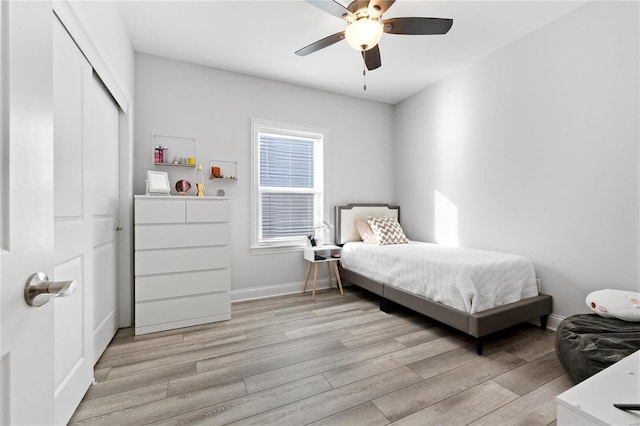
<box><xmin>251</xmin><ymin>118</ymin><xmax>329</xmax><ymax>254</ymax></box>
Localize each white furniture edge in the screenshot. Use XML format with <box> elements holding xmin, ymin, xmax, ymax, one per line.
<box><xmin>135</xmin><ymin>313</ymin><xmax>230</xmax><ymax>335</ymax></box>
<box><xmin>556</xmin><ymin>349</ymin><xmax>640</xmax><ymax>425</ymax></box>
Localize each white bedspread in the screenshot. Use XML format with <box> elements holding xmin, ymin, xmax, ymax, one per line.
<box><xmin>341</xmin><ymin>241</ymin><xmax>538</xmax><ymax>314</ymax></box>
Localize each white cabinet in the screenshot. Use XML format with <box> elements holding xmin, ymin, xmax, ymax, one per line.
<box><xmin>556</xmin><ymin>350</ymin><xmax>640</xmax><ymax>425</ymax></box>
<box><xmin>134</xmin><ymin>195</ymin><xmax>231</xmax><ymax>334</ymax></box>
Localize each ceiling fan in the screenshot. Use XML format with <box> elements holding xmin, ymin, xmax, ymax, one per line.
<box><xmin>295</xmin><ymin>0</ymin><xmax>453</xmax><ymax>71</ymax></box>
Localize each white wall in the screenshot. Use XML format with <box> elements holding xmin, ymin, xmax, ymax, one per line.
<box><xmin>135</xmin><ymin>53</ymin><xmax>395</xmax><ymax>297</ymax></box>
<box><xmin>394</xmin><ymin>1</ymin><xmax>640</xmax><ymax>319</ymax></box>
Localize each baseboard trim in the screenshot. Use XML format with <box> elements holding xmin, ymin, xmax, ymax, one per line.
<box><xmin>546</xmin><ymin>313</ymin><xmax>564</xmax><ymax>331</ymax></box>
<box><xmin>231</xmin><ymin>279</ymin><xmax>337</xmax><ymax>303</ymax></box>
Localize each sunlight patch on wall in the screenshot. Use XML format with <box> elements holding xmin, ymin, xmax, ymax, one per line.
<box><xmin>435</xmin><ymin>190</ymin><xmax>459</xmax><ymax>246</ymax></box>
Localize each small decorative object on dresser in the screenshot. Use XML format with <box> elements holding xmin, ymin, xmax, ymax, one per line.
<box><xmin>196</xmin><ymin>164</ymin><xmax>205</xmax><ymax>197</ymax></box>
<box><xmin>146</xmin><ymin>170</ymin><xmax>170</xmax><ymax>196</ymax></box>
<box><xmin>175</xmin><ymin>179</ymin><xmax>191</xmax><ymax>195</ymax></box>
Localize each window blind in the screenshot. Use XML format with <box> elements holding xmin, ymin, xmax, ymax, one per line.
<box><xmin>258</xmin><ymin>134</ymin><xmax>320</xmax><ymax>242</ymax></box>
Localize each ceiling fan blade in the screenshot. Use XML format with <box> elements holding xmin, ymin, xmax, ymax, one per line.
<box><xmin>306</xmin><ymin>0</ymin><xmax>353</xmax><ymax>20</ymax></box>
<box><xmin>382</xmin><ymin>17</ymin><xmax>453</xmax><ymax>35</ymax></box>
<box><xmin>368</xmin><ymin>0</ymin><xmax>396</xmax><ymax>17</ymax></box>
<box><xmin>295</xmin><ymin>32</ymin><xmax>346</xmax><ymax>56</ymax></box>
<box><xmin>362</xmin><ymin>44</ymin><xmax>381</xmax><ymax>70</ymax></box>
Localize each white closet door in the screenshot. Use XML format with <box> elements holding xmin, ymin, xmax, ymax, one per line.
<box><xmin>53</xmin><ymin>16</ymin><xmax>94</xmax><ymax>425</ymax></box>
<box><xmin>90</xmin><ymin>74</ymin><xmax>119</xmax><ymax>363</ymax></box>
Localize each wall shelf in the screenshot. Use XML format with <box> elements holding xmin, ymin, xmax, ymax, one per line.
<box><xmin>152</xmin><ymin>134</ymin><xmax>195</xmax><ymax>166</ymax></box>
<box><xmin>209</xmin><ymin>160</ymin><xmax>238</xmax><ymax>181</ymax></box>
<box><xmin>153</xmin><ymin>162</ymin><xmax>195</xmax><ymax>168</ymax></box>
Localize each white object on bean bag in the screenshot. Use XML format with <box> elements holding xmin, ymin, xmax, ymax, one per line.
<box><xmin>586</xmin><ymin>289</ymin><xmax>640</xmax><ymax>322</ymax></box>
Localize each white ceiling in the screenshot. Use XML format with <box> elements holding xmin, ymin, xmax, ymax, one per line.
<box><xmin>116</xmin><ymin>0</ymin><xmax>587</xmax><ymax>104</ymax></box>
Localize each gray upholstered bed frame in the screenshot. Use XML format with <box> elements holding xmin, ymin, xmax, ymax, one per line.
<box><xmin>335</xmin><ymin>203</ymin><xmax>552</xmax><ymax>355</ymax></box>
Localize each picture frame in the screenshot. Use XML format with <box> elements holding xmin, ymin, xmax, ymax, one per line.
<box><xmin>146</xmin><ymin>170</ymin><xmax>170</xmax><ymax>195</ymax></box>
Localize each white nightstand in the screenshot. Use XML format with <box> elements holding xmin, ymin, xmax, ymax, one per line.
<box><xmin>303</xmin><ymin>244</ymin><xmax>344</xmax><ymax>300</ymax></box>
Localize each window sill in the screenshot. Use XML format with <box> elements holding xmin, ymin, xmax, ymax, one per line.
<box><xmin>250</xmin><ymin>244</ymin><xmax>306</xmax><ymax>256</ymax></box>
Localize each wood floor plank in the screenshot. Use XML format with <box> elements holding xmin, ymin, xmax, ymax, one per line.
<box><xmin>470</xmin><ymin>375</ymin><xmax>574</xmax><ymax>426</ymax></box>
<box><xmin>272</xmin><ymin>293</ymin><xmax>368</xmax><ymax>317</ymax></box>
<box><xmin>107</xmin><ymin>333</ymin><xmax>287</xmax><ymax>380</ymax></box>
<box><xmin>93</xmin><ymin>367</ymin><xmax>111</xmax><ymax>383</ymax></box>
<box><xmin>154</xmin><ymin>374</ymin><xmax>333</xmax><ymax>425</ymax></box>
<box><xmin>180</xmin><ymin>311</ymin><xmax>315</xmax><ymax>344</ymax></box>
<box><xmin>243</xmin><ymin>308</ymin><xmax>366</xmax><ymax>339</ymax></box>
<box><xmin>407</xmin><ymin>345</ymin><xmax>481</xmax><ymax>379</ymax></box>
<box><xmin>100</xmin><ymin>334</ymin><xmax>184</xmax><ymax>358</ymax></box>
<box><xmin>243</xmin><ymin>339</ymin><xmax>407</xmax><ymax>394</ymax></box>
<box><xmin>339</xmin><ymin>322</ymin><xmax>427</xmax><ymax>349</ymax></box>
<box><xmin>230</xmin><ymin>367</ymin><xmax>422</xmax><ymax>426</ymax></box>
<box><xmin>195</xmin><ymin>329</ymin><xmax>351</xmax><ymax>374</ymax></box>
<box><xmin>390</xmin><ymin>380</ymin><xmax>518</xmax><ymax>426</ymax></box>
<box><xmin>345</xmin><ymin>314</ymin><xmax>430</xmax><ymax>336</ymax></box>
<box><xmin>506</xmin><ymin>330</ymin><xmax>556</xmax><ymax>362</ymax></box>
<box><xmin>373</xmin><ymin>351</ymin><xmax>526</xmax><ymax>422</ymax></box>
<box><xmin>482</xmin><ymin>324</ymin><xmax>550</xmax><ymax>356</ymax></box>
<box><xmin>70</xmin><ymin>380</ymin><xmax>247</xmax><ymax>425</ymax></box>
<box><xmin>492</xmin><ymin>351</ymin><xmax>566</xmax><ymax>396</ymax></box>
<box><xmin>69</xmin><ymin>382</ymin><xmax>168</xmax><ymax>423</ymax></box>
<box><xmin>312</xmin><ymin>299</ymin><xmax>378</xmax><ymax>315</ymax></box>
<box><xmin>323</xmin><ymin>335</ymin><xmax>466</xmax><ymax>388</ymax></box>
<box><xmin>97</xmin><ymin>329</ymin><xmax>248</xmax><ymax>369</ymax></box>
<box><xmin>307</xmin><ymin>402</ymin><xmax>390</xmax><ymax>426</ymax></box>
<box><xmin>85</xmin><ymin>362</ymin><xmax>197</xmax><ymax>401</ymax></box>
<box><xmin>284</xmin><ymin>310</ymin><xmax>389</xmax><ymax>339</ymax></box>
<box><xmin>168</xmin><ymin>340</ymin><xmax>347</xmax><ymax>397</ymax></box>
<box><xmin>393</xmin><ymin>324</ymin><xmax>453</xmax><ymax>347</ymax></box>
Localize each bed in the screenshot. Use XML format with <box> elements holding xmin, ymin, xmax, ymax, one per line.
<box><xmin>335</xmin><ymin>203</ymin><xmax>552</xmax><ymax>355</ymax></box>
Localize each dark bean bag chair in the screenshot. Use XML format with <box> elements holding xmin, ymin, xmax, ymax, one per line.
<box><xmin>555</xmin><ymin>313</ymin><xmax>640</xmax><ymax>384</ymax></box>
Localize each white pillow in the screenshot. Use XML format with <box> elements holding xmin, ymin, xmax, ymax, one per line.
<box><xmin>586</xmin><ymin>289</ymin><xmax>640</xmax><ymax>322</ymax></box>
<box><xmin>355</xmin><ymin>217</ymin><xmax>377</xmax><ymax>244</ymax></box>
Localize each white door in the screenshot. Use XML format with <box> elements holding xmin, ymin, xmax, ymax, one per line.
<box><xmin>0</xmin><ymin>2</ymin><xmax>56</xmax><ymax>424</ymax></box>
<box><xmin>90</xmin><ymin>75</ymin><xmax>119</xmax><ymax>363</ymax></box>
<box><xmin>52</xmin><ymin>16</ymin><xmax>95</xmax><ymax>425</ymax></box>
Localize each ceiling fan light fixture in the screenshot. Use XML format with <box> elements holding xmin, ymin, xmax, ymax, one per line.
<box><xmin>345</xmin><ymin>18</ymin><xmax>383</xmax><ymax>51</ymax></box>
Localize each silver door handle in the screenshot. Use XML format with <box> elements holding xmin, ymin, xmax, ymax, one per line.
<box><xmin>24</xmin><ymin>272</ymin><xmax>77</xmax><ymax>307</ymax></box>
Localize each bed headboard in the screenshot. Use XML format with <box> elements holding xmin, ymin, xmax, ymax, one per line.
<box><xmin>335</xmin><ymin>203</ymin><xmax>400</xmax><ymax>245</ymax></box>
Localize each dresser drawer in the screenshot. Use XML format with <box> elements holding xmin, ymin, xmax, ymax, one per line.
<box><xmin>186</xmin><ymin>199</ymin><xmax>230</xmax><ymax>223</ymax></box>
<box><xmin>135</xmin><ymin>246</ymin><xmax>230</xmax><ymax>275</ymax></box>
<box><xmin>135</xmin><ymin>223</ymin><xmax>230</xmax><ymax>249</ymax></box>
<box><xmin>135</xmin><ymin>199</ymin><xmax>185</xmax><ymax>223</ymax></box>
<box><xmin>135</xmin><ymin>269</ymin><xmax>230</xmax><ymax>301</ymax></box>
<box><xmin>135</xmin><ymin>292</ymin><xmax>231</xmax><ymax>327</ymax></box>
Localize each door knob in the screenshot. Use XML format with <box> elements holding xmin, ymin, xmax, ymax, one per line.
<box><xmin>24</xmin><ymin>272</ymin><xmax>77</xmax><ymax>307</ymax></box>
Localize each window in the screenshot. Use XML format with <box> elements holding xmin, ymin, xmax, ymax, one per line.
<box><xmin>251</xmin><ymin>119</ymin><xmax>328</xmax><ymax>252</ymax></box>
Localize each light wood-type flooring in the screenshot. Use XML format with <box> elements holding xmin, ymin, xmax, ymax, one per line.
<box><xmin>70</xmin><ymin>287</ymin><xmax>572</xmax><ymax>425</ymax></box>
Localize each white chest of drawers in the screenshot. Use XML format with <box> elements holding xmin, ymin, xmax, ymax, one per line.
<box><xmin>134</xmin><ymin>195</ymin><xmax>231</xmax><ymax>335</ymax></box>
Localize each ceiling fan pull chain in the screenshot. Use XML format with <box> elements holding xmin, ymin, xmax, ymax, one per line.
<box><xmin>363</xmin><ymin>67</ymin><xmax>367</xmax><ymax>91</ymax></box>
<box><xmin>362</xmin><ymin>50</ymin><xmax>367</xmax><ymax>91</ymax></box>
